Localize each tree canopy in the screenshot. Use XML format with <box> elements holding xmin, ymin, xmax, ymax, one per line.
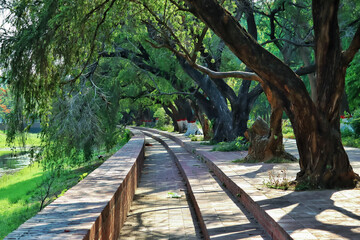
<box><xmin>1</xmin><ymin>0</ymin><xmax>360</xmax><ymax>188</ymax></box>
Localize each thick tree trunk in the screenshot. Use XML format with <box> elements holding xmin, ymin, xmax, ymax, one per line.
<box><xmin>164</xmin><ymin>104</ymin><xmax>180</xmax><ymax>132</ymax></box>
<box><xmin>200</xmin><ymin>116</ymin><xmax>211</xmax><ymax>140</ymax></box>
<box><xmin>174</xmin><ymin>98</ymin><xmax>189</xmax><ymax>133</ymax></box>
<box><xmin>178</xmin><ymin>56</ymin><xmax>235</xmax><ymax>141</ymax></box>
<box><xmin>186</xmin><ymin>0</ymin><xmax>360</xmax><ymax>188</ymax></box>
<box><xmin>245</xmin><ymin>84</ymin><xmax>296</xmax><ymax>162</ymax></box>
<box><xmin>191</xmin><ymin>100</ymin><xmax>212</xmax><ymax>139</ymax></box>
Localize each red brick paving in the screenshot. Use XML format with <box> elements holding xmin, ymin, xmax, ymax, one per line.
<box><xmin>145</xmin><ymin>128</ymin><xmax>360</xmax><ymax>240</ymax></box>
<box><xmin>141</xmin><ymin>129</ymin><xmax>270</xmax><ymax>240</ymax></box>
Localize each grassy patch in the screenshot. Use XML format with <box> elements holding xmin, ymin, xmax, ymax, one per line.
<box><xmin>200</xmin><ymin>141</ymin><xmax>216</xmax><ymax>145</ymax></box>
<box><xmin>0</xmin><ymin>134</ymin><xmax>129</xmax><ymax>239</ymax></box>
<box><xmin>0</xmin><ymin>159</ymin><xmax>109</xmax><ymax>239</ymax></box>
<box><xmin>232</xmin><ymin>158</ymin><xmax>246</xmax><ymax>163</ymax></box>
<box><xmin>0</xmin><ymin>150</ymin><xmax>13</xmax><ymax>157</ymax></box>
<box><xmin>264</xmin><ymin>168</ymin><xmax>291</xmax><ymax>190</ymax></box>
<box><xmin>0</xmin><ymin>131</ymin><xmax>41</xmax><ymax>148</ymax></box>
<box><xmin>265</xmin><ymin>157</ymin><xmax>296</xmax><ymax>163</ymax></box>
<box><xmin>282</xmin><ymin>126</ymin><xmax>295</xmax><ymax>139</ymax></box>
<box><xmin>188</xmin><ymin>134</ymin><xmax>204</xmax><ymax>141</ymax></box>
<box><xmin>212</xmin><ymin>137</ymin><xmax>249</xmax><ymax>152</ymax></box>
<box><xmin>0</xmin><ymin>163</ymin><xmax>43</xmax><ymax>239</ymax></box>
<box><xmin>156</xmin><ymin>125</ymin><xmax>174</xmax><ymax>132</ymax></box>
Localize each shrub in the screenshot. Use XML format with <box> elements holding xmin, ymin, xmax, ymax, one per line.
<box><xmin>351</xmin><ymin>109</ymin><xmax>360</xmax><ymax>136</ymax></box>
<box><xmin>212</xmin><ymin>136</ymin><xmax>249</xmax><ymax>152</ymax></box>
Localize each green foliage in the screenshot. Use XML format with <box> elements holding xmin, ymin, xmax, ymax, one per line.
<box><xmin>351</xmin><ymin>109</ymin><xmax>360</xmax><ymax>136</ymax></box>
<box><xmin>282</xmin><ymin>120</ymin><xmax>295</xmax><ymax>139</ymax></box>
<box><xmin>339</xmin><ymin>110</ymin><xmax>360</xmax><ymax>148</ymax></box>
<box><xmin>250</xmin><ymin>93</ymin><xmax>270</xmax><ymax>121</ymax></box>
<box><xmin>154</xmin><ymin>108</ymin><xmax>168</xmax><ymax>129</ymax></box>
<box><xmin>189</xmin><ymin>134</ymin><xmax>204</xmax><ymax>141</ymax></box>
<box><xmin>40</xmin><ymin>88</ymin><xmax>103</xmax><ymax>169</ymax></box>
<box><xmin>212</xmin><ymin>136</ymin><xmax>249</xmax><ymax>152</ymax></box>
<box><xmin>342</xmin><ymin>137</ymin><xmax>360</xmax><ymax>149</ymax></box>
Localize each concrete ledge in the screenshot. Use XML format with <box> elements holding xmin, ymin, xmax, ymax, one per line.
<box><xmin>5</xmin><ymin>129</ymin><xmax>145</xmax><ymax>240</ymax></box>
<box><xmin>139</xmin><ymin>127</ymin><xmax>291</xmax><ymax>240</ymax></box>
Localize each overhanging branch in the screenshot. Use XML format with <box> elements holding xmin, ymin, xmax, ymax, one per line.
<box><xmin>191</xmin><ymin>63</ymin><xmax>261</xmax><ymax>81</ymax></box>
<box><xmin>343</xmin><ymin>25</ymin><xmax>360</xmax><ymax>65</ymax></box>
<box><xmin>261</xmin><ymin>38</ymin><xmax>314</xmax><ymax>47</ymax></box>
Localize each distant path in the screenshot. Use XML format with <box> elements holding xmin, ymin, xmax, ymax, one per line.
<box><xmin>118</xmin><ymin>137</ymin><xmax>202</xmax><ymax>239</ymax></box>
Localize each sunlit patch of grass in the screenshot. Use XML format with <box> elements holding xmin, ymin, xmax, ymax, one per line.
<box><xmin>0</xmin><ymin>134</ymin><xmax>129</xmax><ymax>239</ymax></box>
<box><xmin>0</xmin><ymin>130</ymin><xmax>41</xmax><ymax>148</ymax></box>
<box><xmin>0</xmin><ymin>163</ymin><xmax>44</xmax><ymax>239</ymax></box>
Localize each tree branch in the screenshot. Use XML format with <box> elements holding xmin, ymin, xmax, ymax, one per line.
<box><xmin>294</xmin><ymin>64</ymin><xmax>316</xmax><ymax>76</ymax></box>
<box><xmin>261</xmin><ymin>38</ymin><xmax>314</xmax><ymax>47</ymax></box>
<box><xmin>343</xmin><ymin>25</ymin><xmax>360</xmax><ymax>66</ymax></box>
<box><xmin>191</xmin><ymin>62</ymin><xmax>261</xmax><ymax>81</ymax></box>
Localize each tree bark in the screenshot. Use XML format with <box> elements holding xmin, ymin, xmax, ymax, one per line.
<box><xmin>178</xmin><ymin>56</ymin><xmax>236</xmax><ymax>141</ymax></box>
<box><xmin>245</xmin><ymin>84</ymin><xmax>296</xmax><ymax>162</ymax></box>
<box><xmin>163</xmin><ymin>105</ymin><xmax>180</xmax><ymax>132</ymax></box>
<box><xmin>186</xmin><ymin>0</ymin><xmax>360</xmax><ymax>188</ymax></box>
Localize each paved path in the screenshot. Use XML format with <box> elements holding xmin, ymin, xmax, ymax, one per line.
<box><xmin>118</xmin><ymin>137</ymin><xmax>202</xmax><ymax>239</ymax></box>
<box><xmin>142</xmin><ymin>130</ymin><xmax>270</xmax><ymax>240</ymax></box>
<box><xmin>196</xmin><ymin>151</ymin><xmax>360</xmax><ymax>239</ymax></box>
<box><xmin>146</xmin><ymin>130</ymin><xmax>360</xmax><ymax>240</ymax></box>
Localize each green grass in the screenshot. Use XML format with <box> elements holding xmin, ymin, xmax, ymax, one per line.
<box><xmin>0</xmin><ymin>163</ymin><xmax>44</xmax><ymax>239</ymax></box>
<box><xmin>0</xmin><ymin>133</ymin><xmax>129</xmax><ymax>239</ymax></box>
<box><xmin>156</xmin><ymin>124</ymin><xmax>174</xmax><ymax>132</ymax></box>
<box><xmin>189</xmin><ymin>134</ymin><xmax>204</xmax><ymax>141</ymax></box>
<box><xmin>0</xmin><ymin>150</ymin><xmax>13</xmax><ymax>157</ymax></box>
<box><xmin>0</xmin><ymin>159</ymin><xmax>112</xmax><ymax>239</ymax></box>
<box><xmin>265</xmin><ymin>157</ymin><xmax>296</xmax><ymax>163</ymax></box>
<box><xmin>232</xmin><ymin>158</ymin><xmax>245</xmax><ymax>163</ymax></box>
<box><xmin>0</xmin><ymin>131</ymin><xmax>41</xmax><ymax>148</ymax></box>
<box><xmin>212</xmin><ymin>137</ymin><xmax>249</xmax><ymax>152</ymax></box>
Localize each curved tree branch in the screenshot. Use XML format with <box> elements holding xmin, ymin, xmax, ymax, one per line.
<box><xmin>261</xmin><ymin>38</ymin><xmax>314</xmax><ymax>47</ymax></box>
<box><xmin>343</xmin><ymin>25</ymin><xmax>360</xmax><ymax>66</ymax></box>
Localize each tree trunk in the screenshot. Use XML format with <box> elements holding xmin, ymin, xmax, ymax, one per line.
<box><xmin>163</xmin><ymin>105</ymin><xmax>179</xmax><ymax>132</ymax></box>
<box><xmin>174</xmin><ymin>98</ymin><xmax>189</xmax><ymax>133</ymax></box>
<box><xmin>186</xmin><ymin>0</ymin><xmax>360</xmax><ymax>188</ymax></box>
<box><xmin>178</xmin><ymin>56</ymin><xmax>235</xmax><ymax>141</ymax></box>
<box><xmin>245</xmin><ymin>84</ymin><xmax>296</xmax><ymax>162</ymax></box>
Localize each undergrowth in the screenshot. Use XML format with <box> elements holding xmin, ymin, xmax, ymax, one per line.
<box><xmin>188</xmin><ymin>134</ymin><xmax>204</xmax><ymax>141</ymax></box>
<box><xmin>212</xmin><ymin>137</ymin><xmax>249</xmax><ymax>152</ymax></box>
<box><xmin>264</xmin><ymin>168</ymin><xmax>291</xmax><ymax>190</ymax></box>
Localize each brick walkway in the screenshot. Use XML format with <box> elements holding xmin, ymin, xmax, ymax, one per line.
<box><xmin>118</xmin><ymin>137</ymin><xmax>202</xmax><ymax>239</ymax></box>
<box><xmin>140</xmin><ymin>130</ymin><xmax>270</xmax><ymax>240</ymax></box>
<box><xmin>148</xmin><ymin>129</ymin><xmax>360</xmax><ymax>240</ymax></box>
